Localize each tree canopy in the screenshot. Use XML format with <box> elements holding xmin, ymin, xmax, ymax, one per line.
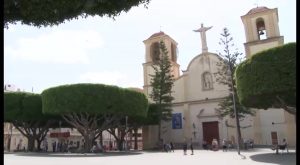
<box><xmin>214</xmin><ymin>27</ymin><xmax>254</xmax><ymax>119</ymax></box>
<box><xmin>41</xmin><ymin>83</ymin><xmax>148</xmax><ymax>152</ymax></box>
<box><xmin>42</xmin><ymin>83</ymin><xmax>148</xmax><ymax>116</ymax></box>
<box><xmin>235</xmin><ymin>42</ymin><xmax>296</xmax><ymax>115</ymax></box>
<box><xmin>4</xmin><ymin>92</ymin><xmax>58</xmax><ymax>151</ymax></box>
<box><xmin>4</xmin><ymin>0</ymin><xmax>150</xmax><ymax>28</ymax></box>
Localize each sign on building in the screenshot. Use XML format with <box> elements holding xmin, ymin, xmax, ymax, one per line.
<box><xmin>172</xmin><ymin>113</ymin><xmax>182</xmax><ymax>129</ymax></box>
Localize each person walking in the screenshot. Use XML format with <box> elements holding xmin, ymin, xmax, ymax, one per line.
<box><xmin>211</xmin><ymin>138</ymin><xmax>219</xmax><ymax>151</ymax></box>
<box><xmin>170</xmin><ymin>142</ymin><xmax>174</xmax><ymax>152</ymax></box>
<box><xmin>222</xmin><ymin>139</ymin><xmax>227</xmax><ymax>152</ymax></box>
<box><xmin>202</xmin><ymin>140</ymin><xmax>208</xmax><ymax>150</ymax></box>
<box><xmin>190</xmin><ymin>142</ymin><xmax>194</xmax><ymax>155</ymax></box>
<box><xmin>183</xmin><ymin>143</ymin><xmax>187</xmax><ymax>155</ymax></box>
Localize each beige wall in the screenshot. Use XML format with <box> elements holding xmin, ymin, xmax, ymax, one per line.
<box><xmin>183</xmin><ymin>53</ymin><xmax>229</xmax><ymax>102</ymax></box>
<box><xmin>249</xmin><ymin>40</ymin><xmax>280</xmax><ymax>57</ymax></box>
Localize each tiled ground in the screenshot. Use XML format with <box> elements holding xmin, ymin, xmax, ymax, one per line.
<box><xmin>4</xmin><ymin>148</ymin><xmax>296</xmax><ymax>165</ymax></box>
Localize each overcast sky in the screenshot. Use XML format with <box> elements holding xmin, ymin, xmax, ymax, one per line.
<box><xmin>4</xmin><ymin>0</ymin><xmax>296</xmax><ymax>93</ymax></box>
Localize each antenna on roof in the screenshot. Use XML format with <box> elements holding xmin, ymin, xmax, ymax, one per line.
<box><xmin>160</xmin><ymin>26</ymin><xmax>162</xmax><ymax>32</ymax></box>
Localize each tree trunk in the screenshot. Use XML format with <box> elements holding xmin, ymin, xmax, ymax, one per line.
<box><xmin>236</xmin><ymin>118</ymin><xmax>243</xmax><ymax>150</ymax></box>
<box><xmin>134</xmin><ymin>128</ymin><xmax>138</xmax><ymax>150</ymax></box>
<box><xmin>83</xmin><ymin>135</ymin><xmax>94</xmax><ymax>153</ymax></box>
<box><xmin>7</xmin><ymin>135</ymin><xmax>12</xmax><ymax>152</ymax></box>
<box><xmin>27</xmin><ymin>137</ymin><xmax>35</xmax><ymax>152</ymax></box>
<box><xmin>99</xmin><ymin>131</ymin><xmax>103</xmax><ymax>147</ymax></box>
<box><xmin>36</xmin><ymin>139</ymin><xmax>42</xmax><ymax>151</ymax></box>
<box><xmin>117</xmin><ymin>139</ymin><xmax>124</xmax><ymax>151</ymax></box>
<box><xmin>158</xmin><ymin>121</ymin><xmax>161</xmax><ymax>143</ymax></box>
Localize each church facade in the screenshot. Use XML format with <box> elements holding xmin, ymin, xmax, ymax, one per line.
<box><xmin>142</xmin><ymin>6</ymin><xmax>296</xmax><ymax>149</ymax></box>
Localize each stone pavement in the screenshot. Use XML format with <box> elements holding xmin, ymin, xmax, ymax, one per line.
<box><xmin>4</xmin><ymin>148</ymin><xmax>296</xmax><ymax>165</ymax></box>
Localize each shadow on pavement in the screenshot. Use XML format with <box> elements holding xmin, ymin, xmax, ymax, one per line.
<box><xmin>249</xmin><ymin>152</ymin><xmax>296</xmax><ymax>165</ymax></box>
<box><xmin>13</xmin><ymin>151</ymin><xmax>143</xmax><ymax>157</ymax></box>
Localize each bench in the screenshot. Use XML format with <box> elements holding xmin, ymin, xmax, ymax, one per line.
<box><xmin>272</xmin><ymin>144</ymin><xmax>289</xmax><ymax>154</ymax></box>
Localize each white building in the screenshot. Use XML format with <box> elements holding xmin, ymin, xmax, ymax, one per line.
<box><xmin>142</xmin><ymin>6</ymin><xmax>296</xmax><ymax>149</ymax></box>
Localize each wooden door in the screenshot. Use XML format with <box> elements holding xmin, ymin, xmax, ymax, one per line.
<box><xmin>202</xmin><ymin>121</ymin><xmax>219</xmax><ymax>145</ymax></box>
<box><xmin>271</xmin><ymin>132</ymin><xmax>278</xmax><ymax>145</ymax></box>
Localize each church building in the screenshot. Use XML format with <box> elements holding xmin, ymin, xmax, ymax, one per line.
<box><xmin>142</xmin><ymin>6</ymin><xmax>296</xmax><ymax>149</ymax></box>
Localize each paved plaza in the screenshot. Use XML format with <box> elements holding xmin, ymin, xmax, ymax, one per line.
<box><xmin>4</xmin><ymin>148</ymin><xmax>296</xmax><ymax>165</ymax></box>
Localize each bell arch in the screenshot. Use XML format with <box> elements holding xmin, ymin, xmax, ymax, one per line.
<box><xmin>256</xmin><ymin>17</ymin><xmax>267</xmax><ymax>40</ymax></box>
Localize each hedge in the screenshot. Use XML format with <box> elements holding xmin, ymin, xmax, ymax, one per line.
<box><xmin>235</xmin><ymin>42</ymin><xmax>296</xmax><ymax>109</ymax></box>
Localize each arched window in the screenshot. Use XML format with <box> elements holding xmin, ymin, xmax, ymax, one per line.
<box><xmin>171</xmin><ymin>43</ymin><xmax>177</xmax><ymax>62</ymax></box>
<box><xmin>202</xmin><ymin>72</ymin><xmax>213</xmax><ymax>90</ymax></box>
<box><xmin>256</xmin><ymin>18</ymin><xmax>267</xmax><ymax>40</ymax></box>
<box><xmin>150</xmin><ymin>42</ymin><xmax>160</xmax><ymax>63</ymax></box>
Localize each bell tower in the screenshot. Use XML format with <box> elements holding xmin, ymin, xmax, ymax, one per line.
<box><xmin>241</xmin><ymin>6</ymin><xmax>284</xmax><ymax>58</ymax></box>
<box><xmin>142</xmin><ymin>31</ymin><xmax>180</xmax><ymax>98</ymax></box>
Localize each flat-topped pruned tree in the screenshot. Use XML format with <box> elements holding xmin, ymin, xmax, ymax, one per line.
<box><xmin>4</xmin><ymin>92</ymin><xmax>59</xmax><ymax>151</ymax></box>
<box><xmin>4</xmin><ymin>0</ymin><xmax>150</xmax><ymax>28</ymax></box>
<box><xmin>235</xmin><ymin>42</ymin><xmax>296</xmax><ymax>115</ymax></box>
<box><xmin>41</xmin><ymin>83</ymin><xmax>148</xmax><ymax>152</ymax></box>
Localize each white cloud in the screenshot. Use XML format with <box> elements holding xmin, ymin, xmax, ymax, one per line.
<box><xmin>4</xmin><ymin>29</ymin><xmax>104</xmax><ymax>64</ymax></box>
<box><xmin>79</xmin><ymin>71</ymin><xmax>142</xmax><ymax>88</ymax></box>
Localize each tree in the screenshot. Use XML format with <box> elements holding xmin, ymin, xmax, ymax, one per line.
<box><xmin>4</xmin><ymin>0</ymin><xmax>150</xmax><ymax>28</ymax></box>
<box><xmin>214</xmin><ymin>28</ymin><xmax>255</xmax><ymax>150</ymax></box>
<box><xmin>149</xmin><ymin>40</ymin><xmax>175</xmax><ymax>142</ymax></box>
<box><xmin>236</xmin><ymin>43</ymin><xmax>296</xmax><ymax>115</ymax></box>
<box><xmin>4</xmin><ymin>92</ymin><xmax>58</xmax><ymax>151</ymax></box>
<box><xmin>41</xmin><ymin>83</ymin><xmax>148</xmax><ymax>152</ymax></box>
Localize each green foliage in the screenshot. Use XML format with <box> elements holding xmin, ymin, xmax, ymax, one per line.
<box><xmin>142</xmin><ymin>103</ymin><xmax>161</xmax><ymax>125</ymax></box>
<box><xmin>41</xmin><ymin>83</ymin><xmax>148</xmax><ymax>117</ymax></box>
<box><xmin>4</xmin><ymin>92</ymin><xmax>50</xmax><ymax>121</ymax></box>
<box><xmin>4</xmin><ymin>92</ymin><xmax>25</xmax><ymax>122</ymax></box>
<box><xmin>4</xmin><ymin>92</ymin><xmax>59</xmax><ymax>151</ymax></box>
<box><xmin>149</xmin><ymin>41</ymin><xmax>175</xmax><ymax>121</ymax></box>
<box><xmin>214</xmin><ymin>28</ymin><xmax>254</xmax><ymax>119</ymax></box>
<box><xmin>236</xmin><ymin>42</ymin><xmax>296</xmax><ymax>110</ymax></box>
<box><xmin>217</xmin><ymin>96</ymin><xmax>255</xmax><ymax>118</ymax></box>
<box><xmin>4</xmin><ymin>0</ymin><xmax>150</xmax><ymax>28</ymax></box>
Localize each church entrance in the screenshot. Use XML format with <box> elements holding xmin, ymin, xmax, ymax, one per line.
<box><xmin>202</xmin><ymin>121</ymin><xmax>219</xmax><ymax>145</ymax></box>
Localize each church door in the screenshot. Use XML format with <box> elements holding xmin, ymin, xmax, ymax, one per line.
<box><xmin>271</xmin><ymin>132</ymin><xmax>278</xmax><ymax>145</ymax></box>
<box><xmin>202</xmin><ymin>121</ymin><xmax>219</xmax><ymax>145</ymax></box>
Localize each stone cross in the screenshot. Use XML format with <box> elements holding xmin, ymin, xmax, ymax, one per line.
<box><xmin>194</xmin><ymin>23</ymin><xmax>213</xmax><ymax>53</ymax></box>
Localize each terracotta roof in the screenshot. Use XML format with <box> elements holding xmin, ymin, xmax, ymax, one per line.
<box><xmin>148</xmin><ymin>31</ymin><xmax>166</xmax><ymax>39</ymax></box>
<box><xmin>246</xmin><ymin>6</ymin><xmax>270</xmax><ymax>15</ymax></box>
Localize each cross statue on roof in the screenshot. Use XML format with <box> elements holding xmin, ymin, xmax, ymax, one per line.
<box><xmin>193</xmin><ymin>23</ymin><xmax>213</xmax><ymax>53</ymax></box>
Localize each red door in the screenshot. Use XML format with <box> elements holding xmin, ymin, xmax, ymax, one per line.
<box><xmin>202</xmin><ymin>121</ymin><xmax>219</xmax><ymax>145</ymax></box>
<box><xmin>271</xmin><ymin>132</ymin><xmax>278</xmax><ymax>145</ymax></box>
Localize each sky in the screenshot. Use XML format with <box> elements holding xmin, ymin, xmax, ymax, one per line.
<box><xmin>4</xmin><ymin>0</ymin><xmax>296</xmax><ymax>94</ymax></box>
